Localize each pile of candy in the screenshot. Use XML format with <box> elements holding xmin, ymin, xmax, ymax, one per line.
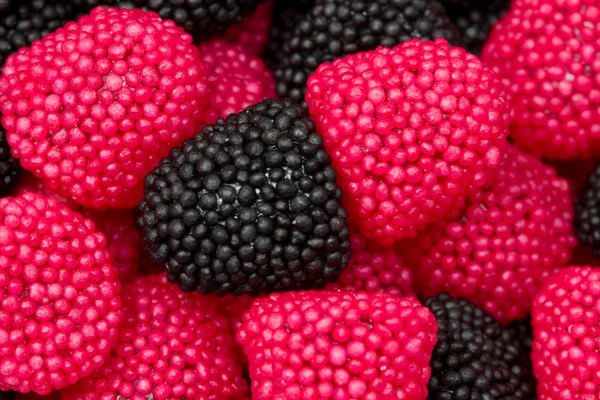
<box><xmin>0</xmin><ymin>0</ymin><xmax>597</xmax><ymax>399</ymax></box>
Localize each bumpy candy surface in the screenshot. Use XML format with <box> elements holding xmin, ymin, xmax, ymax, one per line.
<box><xmin>223</xmin><ymin>0</ymin><xmax>274</xmax><ymax>56</ymax></box>
<box><xmin>481</xmin><ymin>0</ymin><xmax>600</xmax><ymax>161</ymax></box>
<box><xmin>0</xmin><ymin>193</ymin><xmax>123</xmax><ymax>394</ymax></box>
<box><xmin>61</xmin><ymin>274</ymin><xmax>248</xmax><ymax>400</ymax></box>
<box><xmin>0</xmin><ymin>6</ymin><xmax>208</xmax><ymax>209</ymax></box>
<box><xmin>306</xmin><ymin>38</ymin><xmax>511</xmax><ymax>244</ymax></box>
<box><xmin>238</xmin><ymin>291</ymin><xmax>439</xmax><ymax>400</ymax></box>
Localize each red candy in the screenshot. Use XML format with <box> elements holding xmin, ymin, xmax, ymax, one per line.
<box><xmin>481</xmin><ymin>0</ymin><xmax>600</xmax><ymax>161</ymax></box>
<box><xmin>0</xmin><ymin>7</ymin><xmax>208</xmax><ymax>209</ymax></box>
<box><xmin>0</xmin><ymin>193</ymin><xmax>122</xmax><ymax>394</ymax></box>
<box><xmin>62</xmin><ymin>274</ymin><xmax>248</xmax><ymax>400</ymax></box>
<box><xmin>306</xmin><ymin>38</ymin><xmax>511</xmax><ymax>244</ymax></box>
<box><xmin>198</xmin><ymin>39</ymin><xmax>276</xmax><ymax>125</ymax></box>
<box><xmin>404</xmin><ymin>144</ymin><xmax>576</xmax><ymax>324</ymax></box>
<box><xmin>532</xmin><ymin>266</ymin><xmax>600</xmax><ymax>399</ymax></box>
<box><xmin>325</xmin><ymin>227</ymin><xmax>414</xmax><ymax>296</ymax></box>
<box><xmin>238</xmin><ymin>291</ymin><xmax>438</xmax><ymax>400</ymax></box>
<box><xmin>223</xmin><ymin>0</ymin><xmax>274</xmax><ymax>56</ymax></box>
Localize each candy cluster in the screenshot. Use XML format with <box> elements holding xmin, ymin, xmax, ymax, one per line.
<box><xmin>0</xmin><ymin>0</ymin><xmax>595</xmax><ymax>399</ymax></box>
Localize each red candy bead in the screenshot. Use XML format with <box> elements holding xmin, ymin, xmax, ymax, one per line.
<box><xmin>0</xmin><ymin>193</ymin><xmax>123</xmax><ymax>394</ymax></box>
<box><xmin>238</xmin><ymin>291</ymin><xmax>438</xmax><ymax>400</ymax></box>
<box><xmin>404</xmin><ymin>144</ymin><xmax>577</xmax><ymax>324</ymax></box>
<box><xmin>481</xmin><ymin>0</ymin><xmax>600</xmax><ymax>161</ymax></box>
<box><xmin>198</xmin><ymin>39</ymin><xmax>276</xmax><ymax>126</ymax></box>
<box><xmin>62</xmin><ymin>274</ymin><xmax>248</xmax><ymax>400</ymax></box>
<box><xmin>0</xmin><ymin>7</ymin><xmax>208</xmax><ymax>209</ymax></box>
<box><xmin>325</xmin><ymin>227</ymin><xmax>414</xmax><ymax>297</ymax></box>
<box><xmin>222</xmin><ymin>0</ymin><xmax>274</xmax><ymax>56</ymax></box>
<box><xmin>532</xmin><ymin>266</ymin><xmax>600</xmax><ymax>399</ymax></box>
<box><xmin>306</xmin><ymin>38</ymin><xmax>511</xmax><ymax>244</ymax></box>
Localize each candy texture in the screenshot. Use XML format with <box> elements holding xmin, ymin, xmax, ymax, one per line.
<box><xmin>271</xmin><ymin>0</ymin><xmax>461</xmax><ymax>105</ymax></box>
<box><xmin>325</xmin><ymin>226</ymin><xmax>414</xmax><ymax>296</ymax></box>
<box><xmin>223</xmin><ymin>0</ymin><xmax>274</xmax><ymax>56</ymax></box>
<box><xmin>197</xmin><ymin>39</ymin><xmax>276</xmax><ymax>126</ymax></box>
<box><xmin>0</xmin><ymin>192</ymin><xmax>122</xmax><ymax>394</ymax></box>
<box><xmin>306</xmin><ymin>38</ymin><xmax>511</xmax><ymax>244</ymax></box>
<box><xmin>425</xmin><ymin>293</ymin><xmax>537</xmax><ymax>399</ymax></box>
<box><xmin>139</xmin><ymin>98</ymin><xmax>351</xmax><ymax>296</ymax></box>
<box><xmin>1</xmin><ymin>6</ymin><xmax>208</xmax><ymax>209</ymax></box>
<box><xmin>575</xmin><ymin>162</ymin><xmax>600</xmax><ymax>256</ymax></box>
<box><xmin>531</xmin><ymin>266</ymin><xmax>600</xmax><ymax>399</ymax></box>
<box><xmin>405</xmin><ymin>144</ymin><xmax>576</xmax><ymax>324</ymax></box>
<box><xmin>0</xmin><ymin>125</ymin><xmax>19</xmax><ymax>195</ymax></box>
<box><xmin>0</xmin><ymin>0</ymin><xmax>75</xmax><ymax>70</ymax></box>
<box><xmin>237</xmin><ymin>291</ymin><xmax>438</xmax><ymax>399</ymax></box>
<box><xmin>62</xmin><ymin>273</ymin><xmax>248</xmax><ymax>400</ymax></box>
<box><xmin>481</xmin><ymin>0</ymin><xmax>600</xmax><ymax>161</ymax></box>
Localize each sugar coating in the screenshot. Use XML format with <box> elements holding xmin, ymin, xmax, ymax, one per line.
<box><xmin>238</xmin><ymin>291</ymin><xmax>438</xmax><ymax>400</ymax></box>
<box><xmin>405</xmin><ymin>144</ymin><xmax>576</xmax><ymax>325</ymax></box>
<box><xmin>197</xmin><ymin>39</ymin><xmax>276</xmax><ymax>126</ymax></box>
<box><xmin>0</xmin><ymin>6</ymin><xmax>208</xmax><ymax>209</ymax></box>
<box><xmin>0</xmin><ymin>192</ymin><xmax>123</xmax><ymax>394</ymax></box>
<box><xmin>532</xmin><ymin>266</ymin><xmax>600</xmax><ymax>399</ymax></box>
<box><xmin>306</xmin><ymin>38</ymin><xmax>511</xmax><ymax>244</ymax></box>
<box><xmin>325</xmin><ymin>226</ymin><xmax>414</xmax><ymax>296</ymax></box>
<box><xmin>481</xmin><ymin>0</ymin><xmax>600</xmax><ymax>161</ymax></box>
<box><xmin>62</xmin><ymin>274</ymin><xmax>248</xmax><ymax>400</ymax></box>
<box><xmin>223</xmin><ymin>0</ymin><xmax>274</xmax><ymax>56</ymax></box>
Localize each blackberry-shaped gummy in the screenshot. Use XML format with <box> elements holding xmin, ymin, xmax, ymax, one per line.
<box><xmin>270</xmin><ymin>0</ymin><xmax>461</xmax><ymax>105</ymax></box>
<box><xmin>139</xmin><ymin>98</ymin><xmax>351</xmax><ymax>296</ymax></box>
<box><xmin>0</xmin><ymin>0</ymin><xmax>75</xmax><ymax>69</ymax></box>
<box><xmin>575</xmin><ymin>162</ymin><xmax>600</xmax><ymax>255</ymax></box>
<box><xmin>0</xmin><ymin>125</ymin><xmax>19</xmax><ymax>195</ymax></box>
<box><xmin>446</xmin><ymin>0</ymin><xmax>511</xmax><ymax>54</ymax></box>
<box><xmin>425</xmin><ymin>293</ymin><xmax>537</xmax><ymax>400</ymax></box>
<box><xmin>264</xmin><ymin>2</ymin><xmax>310</xmax><ymax>68</ymax></box>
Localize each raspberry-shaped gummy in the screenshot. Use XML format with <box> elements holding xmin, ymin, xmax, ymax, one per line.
<box><xmin>271</xmin><ymin>0</ymin><xmax>461</xmax><ymax>105</ymax></box>
<box><xmin>306</xmin><ymin>38</ymin><xmax>511</xmax><ymax>244</ymax></box>
<box><xmin>426</xmin><ymin>293</ymin><xmax>536</xmax><ymax>399</ymax></box>
<box><xmin>531</xmin><ymin>266</ymin><xmax>600</xmax><ymax>399</ymax></box>
<box><xmin>197</xmin><ymin>39</ymin><xmax>276</xmax><ymax>126</ymax></box>
<box><xmin>405</xmin><ymin>144</ymin><xmax>576</xmax><ymax>324</ymax></box>
<box><xmin>139</xmin><ymin>98</ymin><xmax>351</xmax><ymax>296</ymax></box>
<box><xmin>223</xmin><ymin>0</ymin><xmax>274</xmax><ymax>56</ymax></box>
<box><xmin>445</xmin><ymin>0</ymin><xmax>511</xmax><ymax>54</ymax></box>
<box><xmin>0</xmin><ymin>6</ymin><xmax>208</xmax><ymax>209</ymax></box>
<box><xmin>325</xmin><ymin>226</ymin><xmax>414</xmax><ymax>296</ymax></box>
<box><xmin>575</xmin><ymin>162</ymin><xmax>600</xmax><ymax>256</ymax></box>
<box><xmin>0</xmin><ymin>124</ymin><xmax>19</xmax><ymax>195</ymax></box>
<box><xmin>481</xmin><ymin>0</ymin><xmax>600</xmax><ymax>161</ymax></box>
<box><xmin>62</xmin><ymin>273</ymin><xmax>248</xmax><ymax>400</ymax></box>
<box><xmin>0</xmin><ymin>192</ymin><xmax>123</xmax><ymax>394</ymax></box>
<box><xmin>238</xmin><ymin>291</ymin><xmax>438</xmax><ymax>399</ymax></box>
<box><xmin>0</xmin><ymin>0</ymin><xmax>76</xmax><ymax>70</ymax></box>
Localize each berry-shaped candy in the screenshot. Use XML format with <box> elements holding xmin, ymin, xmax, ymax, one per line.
<box><xmin>425</xmin><ymin>293</ymin><xmax>536</xmax><ymax>399</ymax></box>
<box><xmin>238</xmin><ymin>291</ymin><xmax>439</xmax><ymax>399</ymax></box>
<box><xmin>325</xmin><ymin>226</ymin><xmax>414</xmax><ymax>296</ymax></box>
<box><xmin>139</xmin><ymin>98</ymin><xmax>351</xmax><ymax>296</ymax></box>
<box><xmin>531</xmin><ymin>266</ymin><xmax>600</xmax><ymax>399</ymax></box>
<box><xmin>481</xmin><ymin>0</ymin><xmax>600</xmax><ymax>161</ymax></box>
<box><xmin>404</xmin><ymin>144</ymin><xmax>576</xmax><ymax>324</ymax></box>
<box><xmin>306</xmin><ymin>38</ymin><xmax>511</xmax><ymax>244</ymax></box>
<box><xmin>62</xmin><ymin>273</ymin><xmax>248</xmax><ymax>400</ymax></box>
<box><xmin>264</xmin><ymin>1</ymin><xmax>312</xmax><ymax>69</ymax></box>
<box><xmin>223</xmin><ymin>0</ymin><xmax>274</xmax><ymax>56</ymax></box>
<box><xmin>0</xmin><ymin>0</ymin><xmax>76</xmax><ymax>70</ymax></box>
<box><xmin>1</xmin><ymin>6</ymin><xmax>208</xmax><ymax>209</ymax></box>
<box><xmin>0</xmin><ymin>124</ymin><xmax>19</xmax><ymax>195</ymax></box>
<box><xmin>73</xmin><ymin>0</ymin><xmax>267</xmax><ymax>42</ymax></box>
<box><xmin>0</xmin><ymin>192</ymin><xmax>123</xmax><ymax>394</ymax></box>
<box><xmin>575</xmin><ymin>161</ymin><xmax>600</xmax><ymax>256</ymax></box>
<box><xmin>271</xmin><ymin>0</ymin><xmax>461</xmax><ymax>105</ymax></box>
<box><xmin>445</xmin><ymin>0</ymin><xmax>511</xmax><ymax>54</ymax></box>
<box><xmin>0</xmin><ymin>1</ymin><xmax>10</xmax><ymax>12</ymax></box>
<box><xmin>81</xmin><ymin>209</ymin><xmax>142</xmax><ymax>282</ymax></box>
<box><xmin>197</xmin><ymin>39</ymin><xmax>276</xmax><ymax>126</ymax></box>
